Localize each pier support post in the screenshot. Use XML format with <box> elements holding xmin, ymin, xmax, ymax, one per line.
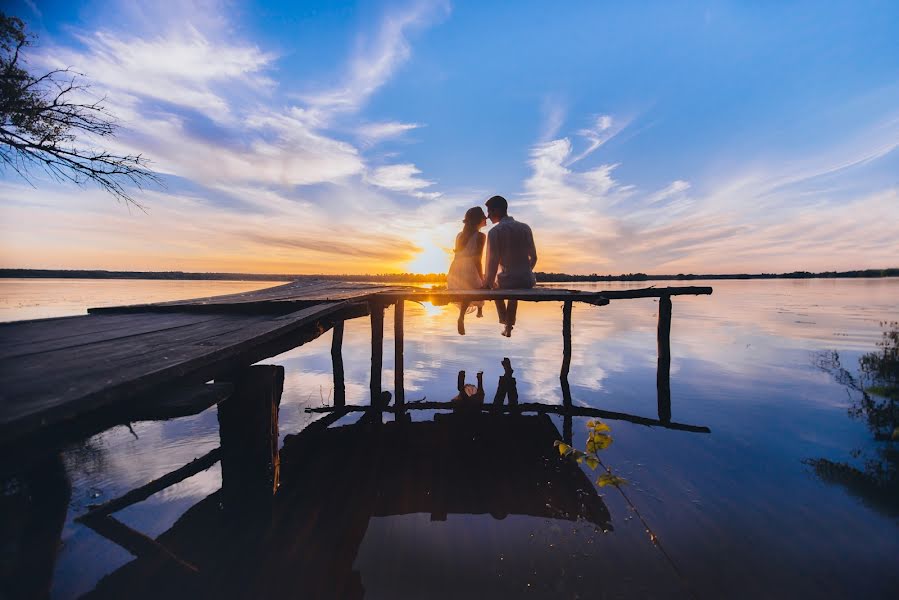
<box><xmin>331</xmin><ymin>320</ymin><xmax>346</xmax><ymax>407</ymax></box>
<box><xmin>0</xmin><ymin>454</ymin><xmax>70</xmax><ymax>599</ymax></box>
<box><xmin>560</xmin><ymin>301</ymin><xmax>574</xmax><ymax>441</ymax></box>
<box><xmin>657</xmin><ymin>295</ymin><xmax>672</xmax><ymax>423</ymax></box>
<box><xmin>394</xmin><ymin>300</ymin><xmax>405</xmax><ymax>409</ymax></box>
<box><xmin>370</xmin><ymin>302</ymin><xmax>385</xmax><ymax>408</ymax></box>
<box><xmin>216</xmin><ymin>365</ymin><xmax>284</xmax><ymax>510</ymax></box>
<box><xmin>561</xmin><ymin>300</ymin><xmax>573</xmax><ymax>381</ymax></box>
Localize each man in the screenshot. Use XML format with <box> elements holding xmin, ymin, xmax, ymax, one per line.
<box><xmin>482</xmin><ymin>195</ymin><xmax>538</xmax><ymax>336</ymax></box>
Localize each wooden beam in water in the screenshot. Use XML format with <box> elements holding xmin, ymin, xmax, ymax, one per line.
<box><xmin>657</xmin><ymin>295</ymin><xmax>673</xmax><ymax>424</ymax></box>
<box><xmin>78</xmin><ymin>447</ymin><xmax>222</xmax><ymax>519</ymax></box>
<box><xmin>394</xmin><ymin>300</ymin><xmax>405</xmax><ymax>408</ymax></box>
<box><xmin>306</xmin><ymin>402</ymin><xmax>710</xmax><ymax>433</ymax></box>
<box><xmin>80</xmin><ymin>515</ymin><xmax>198</xmax><ymax>573</ymax></box>
<box><xmin>216</xmin><ymin>365</ymin><xmax>284</xmax><ymax>509</ymax></box>
<box><xmin>331</xmin><ymin>320</ymin><xmax>346</xmax><ymax>407</ymax></box>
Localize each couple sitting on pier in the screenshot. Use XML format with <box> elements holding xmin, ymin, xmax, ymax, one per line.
<box><xmin>447</xmin><ymin>195</ymin><xmax>538</xmax><ymax>337</ymax></box>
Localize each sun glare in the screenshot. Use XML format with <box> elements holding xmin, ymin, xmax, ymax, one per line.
<box><xmin>418</xmin><ymin>301</ymin><xmax>445</xmax><ymax>317</ymax></box>
<box><xmin>406</xmin><ymin>233</ymin><xmax>452</xmax><ymax>274</ymax></box>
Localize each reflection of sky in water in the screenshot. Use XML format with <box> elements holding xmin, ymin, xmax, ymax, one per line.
<box><xmin>27</xmin><ymin>278</ymin><xmax>899</xmax><ymax>597</ymax></box>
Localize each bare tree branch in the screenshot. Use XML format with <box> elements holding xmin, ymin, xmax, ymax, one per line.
<box><xmin>0</xmin><ymin>12</ymin><xmax>159</xmax><ymax>208</ymax></box>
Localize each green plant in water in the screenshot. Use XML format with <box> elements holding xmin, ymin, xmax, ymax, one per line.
<box><xmin>554</xmin><ymin>420</ymin><xmax>627</xmax><ymax>488</ymax></box>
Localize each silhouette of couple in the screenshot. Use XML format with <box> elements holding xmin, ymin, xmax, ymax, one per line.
<box><xmin>446</xmin><ymin>195</ymin><xmax>538</xmax><ymax>337</ymax></box>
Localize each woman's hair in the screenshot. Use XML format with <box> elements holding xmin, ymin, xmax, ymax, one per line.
<box><xmin>456</xmin><ymin>206</ymin><xmax>487</xmax><ymax>252</ymax></box>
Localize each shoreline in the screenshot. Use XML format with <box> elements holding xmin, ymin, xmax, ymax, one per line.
<box><xmin>1</xmin><ymin>268</ymin><xmax>898</xmax><ymax>283</ymax></box>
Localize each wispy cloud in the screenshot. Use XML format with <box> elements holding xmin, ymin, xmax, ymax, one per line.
<box><xmin>37</xmin><ymin>27</ymin><xmax>275</xmax><ymax>120</ymax></box>
<box><xmin>516</xmin><ymin>114</ymin><xmax>899</xmax><ymax>273</ymax></box>
<box><xmin>366</xmin><ymin>163</ymin><xmax>440</xmax><ymax>198</ymax></box>
<box><xmin>567</xmin><ymin>114</ymin><xmax>628</xmax><ymax>165</ymax></box>
<box><xmin>300</xmin><ymin>1</ymin><xmax>451</xmax><ymax>115</ymax></box>
<box><xmin>356</xmin><ymin>121</ymin><xmax>422</xmax><ymax>145</ymax></box>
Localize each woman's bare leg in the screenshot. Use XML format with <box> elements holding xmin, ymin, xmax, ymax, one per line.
<box><xmin>457</xmin><ymin>302</ymin><xmax>469</xmax><ymax>335</ymax></box>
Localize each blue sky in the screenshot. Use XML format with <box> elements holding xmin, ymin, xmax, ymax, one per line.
<box><xmin>1</xmin><ymin>0</ymin><xmax>897</xmax><ymax>274</ymax></box>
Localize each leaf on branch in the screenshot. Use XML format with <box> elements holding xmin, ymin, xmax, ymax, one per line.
<box><xmin>597</xmin><ymin>473</ymin><xmax>627</xmax><ymax>488</ymax></box>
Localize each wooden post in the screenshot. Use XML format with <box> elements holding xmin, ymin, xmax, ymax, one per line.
<box><xmin>216</xmin><ymin>365</ymin><xmax>284</xmax><ymax>510</ymax></box>
<box><xmin>331</xmin><ymin>320</ymin><xmax>346</xmax><ymax>407</ymax></box>
<box><xmin>560</xmin><ymin>300</ymin><xmax>574</xmax><ymax>423</ymax></box>
<box><xmin>394</xmin><ymin>300</ymin><xmax>405</xmax><ymax>408</ymax></box>
<box><xmin>0</xmin><ymin>454</ymin><xmax>70</xmax><ymax>599</ymax></box>
<box><xmin>657</xmin><ymin>295</ymin><xmax>672</xmax><ymax>423</ymax></box>
<box><xmin>561</xmin><ymin>300</ymin><xmax>573</xmax><ymax>380</ymax></box>
<box><xmin>370</xmin><ymin>301</ymin><xmax>385</xmax><ymax>407</ymax></box>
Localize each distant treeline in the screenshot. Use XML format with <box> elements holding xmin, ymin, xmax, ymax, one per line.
<box><xmin>0</xmin><ymin>269</ymin><xmax>446</xmax><ymax>282</ymax></box>
<box><xmin>533</xmin><ymin>269</ymin><xmax>899</xmax><ymax>282</ymax></box>
<box><xmin>1</xmin><ymin>268</ymin><xmax>897</xmax><ymax>283</ymax></box>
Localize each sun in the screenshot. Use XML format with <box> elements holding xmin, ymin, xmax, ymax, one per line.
<box><xmin>406</xmin><ymin>232</ymin><xmax>453</xmax><ymax>274</ymax></box>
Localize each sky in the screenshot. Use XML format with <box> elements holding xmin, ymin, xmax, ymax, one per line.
<box><xmin>1</xmin><ymin>0</ymin><xmax>898</xmax><ymax>275</ymax></box>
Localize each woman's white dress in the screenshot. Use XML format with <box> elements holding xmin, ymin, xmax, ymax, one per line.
<box><xmin>447</xmin><ymin>232</ymin><xmax>484</xmax><ymax>311</ymax></box>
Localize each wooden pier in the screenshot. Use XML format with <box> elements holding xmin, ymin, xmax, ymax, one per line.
<box><xmin>0</xmin><ymin>279</ymin><xmax>713</xmax><ymax>596</ymax></box>
<box><xmin>0</xmin><ymin>280</ymin><xmax>712</xmax><ymax>456</ymax></box>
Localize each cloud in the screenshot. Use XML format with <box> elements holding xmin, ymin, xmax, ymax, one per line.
<box><xmin>539</xmin><ymin>96</ymin><xmax>566</xmax><ymax>141</ymax></box>
<box><xmin>300</xmin><ymin>1</ymin><xmax>451</xmax><ymax>115</ymax></box>
<box><xmin>568</xmin><ymin>114</ymin><xmax>627</xmax><ymax>165</ymax></box>
<box><xmin>366</xmin><ymin>163</ymin><xmax>440</xmax><ymax>198</ymax></box>
<box><xmin>37</xmin><ymin>27</ymin><xmax>275</xmax><ymax>120</ymax></box>
<box><xmin>515</xmin><ymin>113</ymin><xmax>899</xmax><ymax>274</ymax></box>
<box><xmin>647</xmin><ymin>180</ymin><xmax>691</xmax><ymax>204</ymax></box>
<box><xmin>356</xmin><ymin>121</ymin><xmax>422</xmax><ymax>145</ymax></box>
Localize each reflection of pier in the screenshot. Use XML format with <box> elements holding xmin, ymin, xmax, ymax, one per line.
<box><xmin>78</xmin><ymin>377</ymin><xmax>613</xmax><ymax>599</ymax></box>
<box><xmin>0</xmin><ymin>280</ymin><xmax>712</xmax><ymax>596</ymax></box>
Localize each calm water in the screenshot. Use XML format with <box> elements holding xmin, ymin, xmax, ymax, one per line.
<box><xmin>1</xmin><ymin>278</ymin><xmax>897</xmax><ymax>599</ymax></box>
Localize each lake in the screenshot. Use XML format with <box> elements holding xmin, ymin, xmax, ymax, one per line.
<box><xmin>1</xmin><ymin>277</ymin><xmax>897</xmax><ymax>599</ymax></box>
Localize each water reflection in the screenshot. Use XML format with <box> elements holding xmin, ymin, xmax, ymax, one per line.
<box><xmin>3</xmin><ymin>279</ymin><xmax>899</xmax><ymax>598</ymax></box>
<box><xmin>80</xmin><ymin>365</ymin><xmax>615</xmax><ymax>599</ymax></box>
<box><xmin>809</xmin><ymin>321</ymin><xmax>899</xmax><ymax>516</ymax></box>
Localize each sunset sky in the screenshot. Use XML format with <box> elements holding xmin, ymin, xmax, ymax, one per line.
<box><xmin>1</xmin><ymin>0</ymin><xmax>898</xmax><ymax>275</ymax></box>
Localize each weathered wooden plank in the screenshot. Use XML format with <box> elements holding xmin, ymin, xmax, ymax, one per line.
<box><xmin>0</xmin><ymin>313</ymin><xmax>224</xmax><ymax>360</ymax></box>
<box><xmin>89</xmin><ymin>280</ymin><xmax>409</xmax><ymax>314</ymax></box>
<box><xmin>0</xmin><ymin>303</ymin><xmax>345</xmax><ymax>443</ymax></box>
<box><xmin>374</xmin><ymin>288</ymin><xmax>611</xmax><ymax>304</ymax></box>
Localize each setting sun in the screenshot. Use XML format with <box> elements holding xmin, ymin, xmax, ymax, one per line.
<box><xmin>405</xmin><ymin>232</ymin><xmax>453</xmax><ymax>274</ymax></box>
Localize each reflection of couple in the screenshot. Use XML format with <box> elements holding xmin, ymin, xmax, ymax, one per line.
<box><xmin>447</xmin><ymin>195</ymin><xmax>538</xmax><ymax>337</ymax></box>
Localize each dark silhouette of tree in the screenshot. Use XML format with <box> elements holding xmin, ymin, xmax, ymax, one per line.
<box><xmin>809</xmin><ymin>322</ymin><xmax>899</xmax><ymax>516</ymax></box>
<box><xmin>0</xmin><ymin>12</ymin><xmax>157</xmax><ymax>207</ymax></box>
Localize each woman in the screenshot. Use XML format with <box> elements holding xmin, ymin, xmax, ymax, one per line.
<box><xmin>447</xmin><ymin>206</ymin><xmax>488</xmax><ymax>335</ymax></box>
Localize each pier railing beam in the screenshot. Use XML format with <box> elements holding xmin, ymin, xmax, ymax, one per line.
<box><xmin>331</xmin><ymin>320</ymin><xmax>346</xmax><ymax>407</ymax></box>
<box><xmin>394</xmin><ymin>300</ymin><xmax>405</xmax><ymax>409</ymax></box>
<box><xmin>657</xmin><ymin>295</ymin><xmax>672</xmax><ymax>423</ymax></box>
<box><xmin>216</xmin><ymin>365</ymin><xmax>284</xmax><ymax>511</ymax></box>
